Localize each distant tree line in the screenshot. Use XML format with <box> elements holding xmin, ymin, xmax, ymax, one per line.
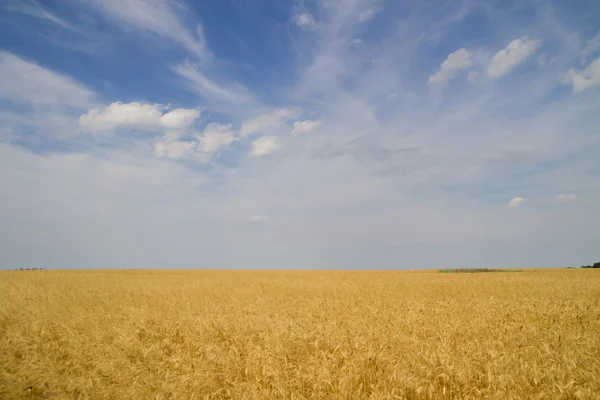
<box><xmin>17</xmin><ymin>268</ymin><xmax>45</xmax><ymax>271</ymax></box>
<box><xmin>580</xmin><ymin>262</ymin><xmax>600</xmax><ymax>269</ymax></box>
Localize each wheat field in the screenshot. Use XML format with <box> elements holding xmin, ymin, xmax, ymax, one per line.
<box><xmin>1</xmin><ymin>269</ymin><xmax>599</xmax><ymax>399</ymax></box>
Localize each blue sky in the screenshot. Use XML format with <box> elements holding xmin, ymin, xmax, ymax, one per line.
<box><xmin>0</xmin><ymin>0</ymin><xmax>599</xmax><ymax>269</ymax></box>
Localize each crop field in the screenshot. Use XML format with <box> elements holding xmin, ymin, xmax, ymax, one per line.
<box><xmin>1</xmin><ymin>269</ymin><xmax>599</xmax><ymax>399</ymax></box>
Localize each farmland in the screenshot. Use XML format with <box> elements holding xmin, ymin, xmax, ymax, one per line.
<box><xmin>1</xmin><ymin>269</ymin><xmax>599</xmax><ymax>399</ymax></box>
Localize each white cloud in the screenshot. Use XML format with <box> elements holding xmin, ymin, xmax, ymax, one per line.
<box><xmin>4</xmin><ymin>0</ymin><xmax>81</xmax><ymax>33</ymax></box>
<box><xmin>173</xmin><ymin>61</ymin><xmax>256</xmax><ymax>112</ymax></box>
<box><xmin>554</xmin><ymin>194</ymin><xmax>578</xmax><ymax>204</ymax></box>
<box><xmin>486</xmin><ymin>38</ymin><xmax>541</xmax><ymax>79</ymax></box>
<box><xmin>80</xmin><ymin>102</ymin><xmax>162</xmax><ymax>130</ymax></box>
<box><xmin>84</xmin><ymin>1</ymin><xmax>258</xmax><ymax>116</ymax></box>
<box><xmin>428</xmin><ymin>48</ymin><xmax>472</xmax><ymax>84</ymax></box>
<box><xmin>154</xmin><ymin>139</ymin><xmax>197</xmax><ymax>160</ymax></box>
<box><xmin>239</xmin><ymin>108</ymin><xmax>301</xmax><ymax>138</ymax></box>
<box><xmin>246</xmin><ymin>215</ymin><xmax>268</xmax><ymax>224</ymax></box>
<box><xmin>85</xmin><ymin>0</ymin><xmax>208</xmax><ymax>58</ymax></box>
<box><xmin>3</xmin><ymin>1</ymin><xmax>600</xmax><ymax>271</ymax></box>
<box><xmin>79</xmin><ymin>102</ymin><xmax>203</xmax><ymax>163</ymax></box>
<box><xmin>0</xmin><ymin>51</ymin><xmax>94</xmax><ymax>108</ymax></box>
<box><xmin>358</xmin><ymin>9</ymin><xmax>375</xmax><ymax>22</ymax></box>
<box><xmin>152</xmin><ymin>108</ymin><xmax>305</xmax><ymax>162</ymax></box>
<box><xmin>79</xmin><ymin>102</ymin><xmax>200</xmax><ymax>132</ymax></box>
<box><xmin>250</xmin><ymin>136</ymin><xmax>282</xmax><ymax>157</ymax></box>
<box><xmin>508</xmin><ymin>197</ymin><xmax>525</xmax><ymax>208</ymax></box>
<box><xmin>83</xmin><ymin>0</ymin><xmax>261</xmax><ymax>118</ymax></box>
<box><xmin>196</xmin><ymin>123</ymin><xmax>236</xmax><ymax>154</ymax></box>
<box><xmin>563</xmin><ymin>58</ymin><xmax>600</xmax><ymax>93</ymax></box>
<box><xmin>153</xmin><ymin>123</ymin><xmax>237</xmax><ymax>163</ymax></box>
<box><xmin>151</xmin><ymin>107</ymin><xmax>304</xmax><ymax>162</ymax></box>
<box><xmin>294</xmin><ymin>12</ymin><xmax>316</xmax><ymax>28</ymax></box>
<box><xmin>291</xmin><ymin>120</ymin><xmax>322</xmax><ymax>136</ymax></box>
<box><xmin>161</xmin><ymin>108</ymin><xmax>202</xmax><ymax>130</ymax></box>
<box><xmin>0</xmin><ymin>51</ymin><xmax>95</xmax><ymax>140</ymax></box>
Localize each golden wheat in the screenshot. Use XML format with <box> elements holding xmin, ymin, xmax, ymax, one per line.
<box><xmin>1</xmin><ymin>269</ymin><xmax>599</xmax><ymax>399</ymax></box>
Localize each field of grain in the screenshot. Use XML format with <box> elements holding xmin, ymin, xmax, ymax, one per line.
<box><xmin>1</xmin><ymin>269</ymin><xmax>599</xmax><ymax>399</ymax></box>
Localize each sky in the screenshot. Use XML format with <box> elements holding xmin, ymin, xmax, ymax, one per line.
<box><xmin>0</xmin><ymin>0</ymin><xmax>599</xmax><ymax>270</ymax></box>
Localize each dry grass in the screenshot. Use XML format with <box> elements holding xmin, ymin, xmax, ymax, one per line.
<box><xmin>1</xmin><ymin>269</ymin><xmax>599</xmax><ymax>399</ymax></box>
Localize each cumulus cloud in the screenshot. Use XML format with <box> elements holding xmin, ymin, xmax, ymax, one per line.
<box><xmin>246</xmin><ymin>215</ymin><xmax>268</xmax><ymax>224</ymax></box>
<box><xmin>239</xmin><ymin>108</ymin><xmax>300</xmax><ymax>138</ymax></box>
<box><xmin>80</xmin><ymin>102</ymin><xmax>200</xmax><ymax>132</ymax></box>
<box><xmin>563</xmin><ymin>58</ymin><xmax>600</xmax><ymax>93</ymax></box>
<box><xmin>147</xmin><ymin>107</ymin><xmax>300</xmax><ymax>162</ymax></box>
<box><xmin>508</xmin><ymin>197</ymin><xmax>525</xmax><ymax>208</ymax></box>
<box><xmin>291</xmin><ymin>120</ymin><xmax>322</xmax><ymax>136</ymax></box>
<box><xmin>154</xmin><ymin>122</ymin><xmax>237</xmax><ymax>163</ymax></box>
<box><xmin>152</xmin><ymin>107</ymin><xmax>305</xmax><ymax>161</ymax></box>
<box><xmin>196</xmin><ymin>123</ymin><xmax>236</xmax><ymax>154</ymax></box>
<box><xmin>154</xmin><ymin>139</ymin><xmax>197</xmax><ymax>160</ymax></box>
<box><xmin>161</xmin><ymin>108</ymin><xmax>202</xmax><ymax>130</ymax></box>
<box><xmin>554</xmin><ymin>194</ymin><xmax>578</xmax><ymax>204</ymax></box>
<box><xmin>80</xmin><ymin>102</ymin><xmax>161</xmax><ymax>130</ymax></box>
<box><xmin>250</xmin><ymin>136</ymin><xmax>282</xmax><ymax>157</ymax></box>
<box><xmin>486</xmin><ymin>38</ymin><xmax>541</xmax><ymax>79</ymax></box>
<box><xmin>428</xmin><ymin>48</ymin><xmax>472</xmax><ymax>84</ymax></box>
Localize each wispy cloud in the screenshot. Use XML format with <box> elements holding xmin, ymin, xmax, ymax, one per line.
<box><xmin>84</xmin><ymin>0</ymin><xmax>209</xmax><ymax>59</ymax></box>
<box><xmin>3</xmin><ymin>0</ymin><xmax>82</xmax><ymax>33</ymax></box>
<box><xmin>173</xmin><ymin>61</ymin><xmax>257</xmax><ymax>113</ymax></box>
<box><xmin>554</xmin><ymin>194</ymin><xmax>578</xmax><ymax>204</ymax></box>
<box><xmin>0</xmin><ymin>51</ymin><xmax>94</xmax><ymax>108</ymax></box>
<box><xmin>246</xmin><ymin>215</ymin><xmax>268</xmax><ymax>224</ymax></box>
<box><xmin>0</xmin><ymin>51</ymin><xmax>94</xmax><ymax>141</ymax></box>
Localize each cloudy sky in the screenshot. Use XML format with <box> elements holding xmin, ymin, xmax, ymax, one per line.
<box><xmin>0</xmin><ymin>0</ymin><xmax>599</xmax><ymax>269</ymax></box>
